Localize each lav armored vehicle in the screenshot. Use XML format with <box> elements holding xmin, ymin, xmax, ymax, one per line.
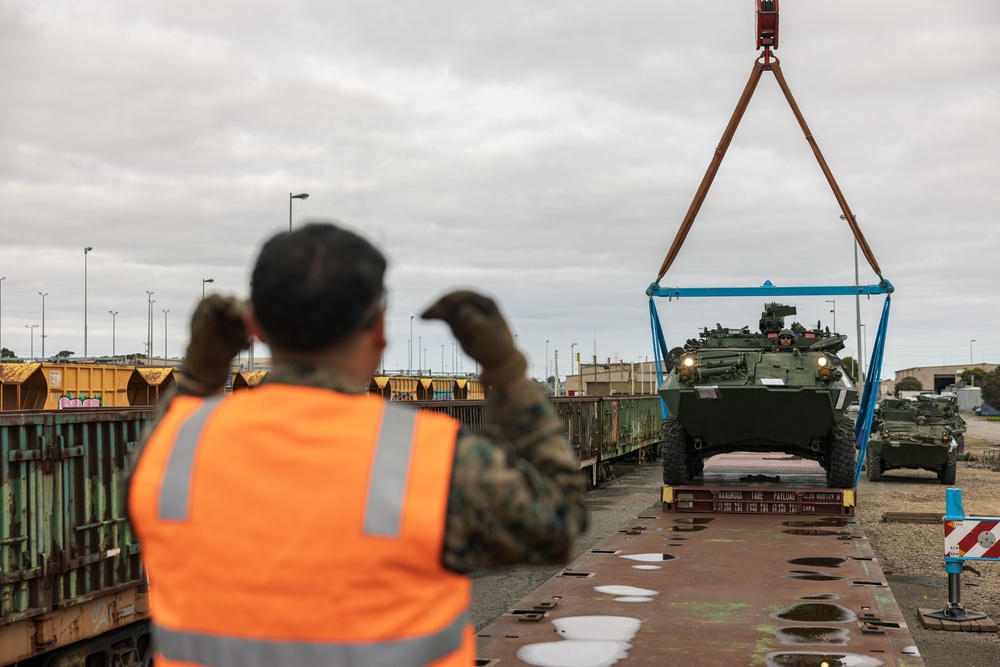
<box><xmin>867</xmin><ymin>399</ymin><xmax>957</xmax><ymax>484</ymax></box>
<box><xmin>914</xmin><ymin>393</ymin><xmax>967</xmax><ymax>452</ymax></box>
<box><xmin>659</xmin><ymin>303</ymin><xmax>859</xmax><ymax>488</ymax></box>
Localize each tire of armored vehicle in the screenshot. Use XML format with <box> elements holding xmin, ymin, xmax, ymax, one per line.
<box><xmin>866</xmin><ymin>442</ymin><xmax>884</xmax><ymax>482</ymax></box>
<box><xmin>658</xmin><ymin>303</ymin><xmax>859</xmax><ymax>489</ymax></box>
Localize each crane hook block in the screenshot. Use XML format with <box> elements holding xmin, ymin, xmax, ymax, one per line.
<box><xmin>756</xmin><ymin>0</ymin><xmax>779</xmax><ymax>51</ymax></box>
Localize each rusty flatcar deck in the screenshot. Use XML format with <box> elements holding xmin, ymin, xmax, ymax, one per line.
<box><xmin>476</xmin><ymin>455</ymin><xmax>923</xmax><ymax>666</ymax></box>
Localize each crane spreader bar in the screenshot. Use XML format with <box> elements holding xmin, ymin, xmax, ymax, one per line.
<box><xmin>646</xmin><ymin>279</ymin><xmax>894</xmax><ymax>300</ymax></box>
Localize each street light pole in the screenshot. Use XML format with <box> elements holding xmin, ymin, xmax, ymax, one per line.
<box><xmin>970</xmin><ymin>339</ymin><xmax>976</xmax><ymax>364</ymax></box>
<box><xmin>109</xmin><ymin>311</ymin><xmax>118</xmax><ymax>359</ymax></box>
<box><xmin>825</xmin><ymin>300</ymin><xmax>836</xmax><ymax>334</ymax></box>
<box><xmin>146</xmin><ymin>291</ymin><xmax>154</xmax><ymax>363</ymax></box>
<box><xmin>409</xmin><ymin>315</ymin><xmax>414</xmax><ymax>375</ymax></box>
<box><xmin>26</xmin><ymin>324</ymin><xmax>38</xmax><ymax>359</ymax></box>
<box><xmin>570</xmin><ymin>342</ymin><xmax>578</xmax><ymax>395</ymax></box>
<box><xmin>84</xmin><ymin>246</ymin><xmax>93</xmax><ymax>359</ymax></box>
<box><xmin>202</xmin><ymin>278</ymin><xmax>214</xmax><ymax>300</ymax></box>
<box><xmin>38</xmin><ymin>292</ymin><xmax>48</xmax><ymax>360</ymax></box>
<box><xmin>860</xmin><ymin>323</ymin><xmax>867</xmax><ymax>379</ymax></box>
<box><xmin>163</xmin><ymin>310</ymin><xmax>170</xmax><ymax>360</ymax></box>
<box><xmin>289</xmin><ymin>192</ymin><xmax>309</xmax><ymax>232</ymax></box>
<box><xmin>841</xmin><ymin>214</ymin><xmax>865</xmax><ymax>390</ymax></box>
<box><xmin>0</xmin><ymin>276</ymin><xmax>5</xmax><ymax>356</ymax></box>
<box><xmin>546</xmin><ymin>339</ymin><xmax>550</xmax><ymax>380</ymax></box>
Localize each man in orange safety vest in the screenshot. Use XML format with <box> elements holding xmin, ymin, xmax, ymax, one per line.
<box><xmin>128</xmin><ymin>221</ymin><xmax>588</xmax><ymax>666</ymax></box>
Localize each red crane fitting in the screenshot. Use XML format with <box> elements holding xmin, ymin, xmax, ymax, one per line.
<box><xmin>756</xmin><ymin>0</ymin><xmax>779</xmax><ymax>51</ymax></box>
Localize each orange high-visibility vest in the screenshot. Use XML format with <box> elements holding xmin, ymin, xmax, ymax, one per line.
<box><xmin>129</xmin><ymin>384</ymin><xmax>472</xmax><ymax>667</ymax></box>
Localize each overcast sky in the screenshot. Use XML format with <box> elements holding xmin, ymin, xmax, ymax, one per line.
<box><xmin>2</xmin><ymin>0</ymin><xmax>998</xmax><ymax>383</ymax></box>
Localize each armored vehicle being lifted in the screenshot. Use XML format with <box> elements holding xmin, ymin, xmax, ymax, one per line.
<box><xmin>659</xmin><ymin>303</ymin><xmax>859</xmax><ymax>488</ymax></box>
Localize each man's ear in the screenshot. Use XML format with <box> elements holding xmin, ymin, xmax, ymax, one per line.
<box><xmin>371</xmin><ymin>308</ymin><xmax>387</xmax><ymax>351</ymax></box>
<box><xmin>243</xmin><ymin>305</ymin><xmax>268</xmax><ymax>344</ymax></box>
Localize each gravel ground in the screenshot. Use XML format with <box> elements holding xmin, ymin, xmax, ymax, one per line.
<box><xmin>471</xmin><ymin>416</ymin><xmax>1000</xmax><ymax>665</ymax></box>
<box><xmin>856</xmin><ymin>415</ymin><xmax>1000</xmax><ymax>666</ymax></box>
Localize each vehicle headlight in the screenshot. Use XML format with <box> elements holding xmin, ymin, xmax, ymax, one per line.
<box><xmin>817</xmin><ymin>356</ymin><xmax>829</xmax><ymax>368</ymax></box>
<box><xmin>682</xmin><ymin>356</ymin><xmax>695</xmax><ymax>368</ymax></box>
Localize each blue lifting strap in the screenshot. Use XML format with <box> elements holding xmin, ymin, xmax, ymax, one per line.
<box><xmin>853</xmin><ymin>295</ymin><xmax>892</xmax><ymax>486</ymax></box>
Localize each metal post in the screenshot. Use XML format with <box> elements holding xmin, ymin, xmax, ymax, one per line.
<box><xmin>26</xmin><ymin>324</ymin><xmax>38</xmax><ymax>358</ymax></box>
<box><xmin>146</xmin><ymin>291</ymin><xmax>154</xmax><ymax>364</ymax></box>
<box><xmin>842</xmin><ymin>215</ymin><xmax>865</xmax><ymax>392</ymax></box>
<box><xmin>0</xmin><ymin>276</ymin><xmax>5</xmax><ymax>356</ymax></box>
<box><xmin>570</xmin><ymin>343</ymin><xmax>578</xmax><ymax>385</ymax></box>
<box><xmin>202</xmin><ymin>278</ymin><xmax>214</xmax><ymax>300</ymax></box>
<box><xmin>84</xmin><ymin>247</ymin><xmax>93</xmax><ymax>359</ymax></box>
<box><xmin>925</xmin><ymin>488</ymin><xmax>988</xmax><ymax>622</ymax></box>
<box><xmin>163</xmin><ymin>310</ymin><xmax>169</xmax><ymax>359</ymax></box>
<box><xmin>970</xmin><ymin>339</ymin><xmax>976</xmax><ymax>364</ymax></box>
<box><xmin>825</xmin><ymin>299</ymin><xmax>836</xmax><ymax>334</ymax></box>
<box><xmin>289</xmin><ymin>192</ymin><xmax>309</xmax><ymax>232</ymax></box>
<box><xmin>109</xmin><ymin>311</ymin><xmax>118</xmax><ymax>359</ymax></box>
<box><xmin>38</xmin><ymin>292</ymin><xmax>48</xmax><ymax>360</ymax></box>
<box><xmin>408</xmin><ymin>315</ymin><xmax>413</xmax><ymax>375</ymax></box>
<box><xmin>545</xmin><ymin>340</ymin><xmax>550</xmax><ymax>383</ymax></box>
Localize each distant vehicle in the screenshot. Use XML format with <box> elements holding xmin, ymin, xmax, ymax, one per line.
<box><xmin>913</xmin><ymin>392</ymin><xmax>967</xmax><ymax>452</ymax></box>
<box><xmin>867</xmin><ymin>404</ymin><xmax>957</xmax><ymax>484</ymax></box>
<box><xmin>658</xmin><ymin>302</ymin><xmax>858</xmax><ymax>488</ymax></box>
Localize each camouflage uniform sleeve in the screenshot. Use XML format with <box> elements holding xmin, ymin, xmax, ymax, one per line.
<box><xmin>442</xmin><ymin>380</ymin><xmax>588</xmax><ymax>572</ymax></box>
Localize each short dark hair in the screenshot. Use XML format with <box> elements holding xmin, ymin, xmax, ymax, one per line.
<box><xmin>251</xmin><ymin>222</ymin><xmax>386</xmax><ymax>352</ymax></box>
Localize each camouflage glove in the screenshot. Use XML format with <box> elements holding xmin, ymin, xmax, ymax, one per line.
<box><xmin>421</xmin><ymin>290</ymin><xmax>527</xmax><ymax>388</ymax></box>
<box><xmin>181</xmin><ymin>295</ymin><xmax>250</xmax><ymax>391</ymax></box>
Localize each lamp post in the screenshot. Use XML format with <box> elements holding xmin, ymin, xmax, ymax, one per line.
<box><xmin>26</xmin><ymin>324</ymin><xmax>38</xmax><ymax>359</ymax></box>
<box><xmin>84</xmin><ymin>246</ymin><xmax>93</xmax><ymax>359</ymax></box>
<box><xmin>970</xmin><ymin>339</ymin><xmax>976</xmax><ymax>365</ymax></box>
<box><xmin>202</xmin><ymin>278</ymin><xmax>214</xmax><ymax>300</ymax></box>
<box><xmin>38</xmin><ymin>292</ymin><xmax>48</xmax><ymax>360</ymax></box>
<box><xmin>860</xmin><ymin>323</ymin><xmax>867</xmax><ymax>379</ymax></box>
<box><xmin>441</xmin><ymin>344</ymin><xmax>445</xmax><ymax>374</ymax></box>
<box><xmin>146</xmin><ymin>291</ymin><xmax>154</xmax><ymax>363</ymax></box>
<box><xmin>163</xmin><ymin>310</ymin><xmax>170</xmax><ymax>359</ymax></box>
<box><xmin>418</xmin><ymin>336</ymin><xmax>422</xmax><ymax>374</ymax></box>
<box><xmin>825</xmin><ymin>300</ymin><xmax>836</xmax><ymax>334</ymax></box>
<box><xmin>289</xmin><ymin>192</ymin><xmax>309</xmax><ymax>232</ymax></box>
<box><xmin>109</xmin><ymin>311</ymin><xmax>118</xmax><ymax>359</ymax></box>
<box><xmin>841</xmin><ymin>214</ymin><xmax>864</xmax><ymax>388</ymax></box>
<box><xmin>546</xmin><ymin>339</ymin><xmax>550</xmax><ymax>380</ymax></box>
<box><xmin>409</xmin><ymin>315</ymin><xmax>414</xmax><ymax>375</ymax></box>
<box><xmin>570</xmin><ymin>342</ymin><xmax>578</xmax><ymax>394</ymax></box>
<box><xmin>0</xmin><ymin>276</ymin><xmax>5</xmax><ymax>356</ymax></box>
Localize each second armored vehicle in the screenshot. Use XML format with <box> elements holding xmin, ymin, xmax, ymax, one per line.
<box><xmin>867</xmin><ymin>399</ymin><xmax>958</xmax><ymax>484</ymax></box>
<box><xmin>659</xmin><ymin>303</ymin><xmax>859</xmax><ymax>488</ymax></box>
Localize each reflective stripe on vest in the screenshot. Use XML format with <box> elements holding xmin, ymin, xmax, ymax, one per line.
<box><xmin>364</xmin><ymin>403</ymin><xmax>417</xmax><ymax>537</ymax></box>
<box><xmin>159</xmin><ymin>395</ymin><xmax>224</xmax><ymax>521</ymax></box>
<box><xmin>154</xmin><ymin>608</ymin><xmax>471</xmax><ymax>667</ymax></box>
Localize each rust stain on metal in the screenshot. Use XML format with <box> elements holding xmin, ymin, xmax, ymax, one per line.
<box><xmin>240</xmin><ymin>371</ymin><xmax>268</xmax><ymax>387</ymax></box>
<box><xmin>135</xmin><ymin>368</ymin><xmax>175</xmax><ymax>386</ymax></box>
<box><xmin>0</xmin><ymin>363</ymin><xmax>41</xmax><ymax>384</ymax></box>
